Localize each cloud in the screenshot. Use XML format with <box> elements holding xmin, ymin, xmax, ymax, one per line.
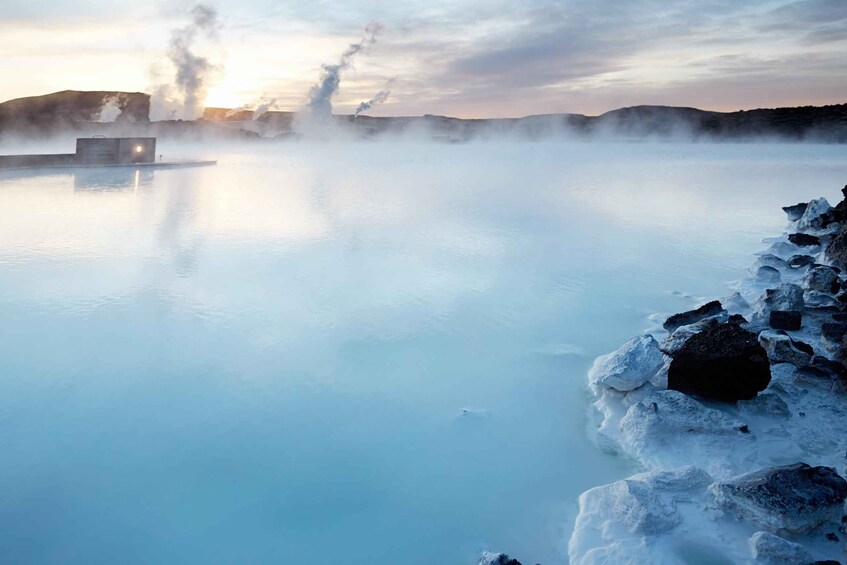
<box><xmin>1</xmin><ymin>0</ymin><xmax>846</xmax><ymax>117</ymax></box>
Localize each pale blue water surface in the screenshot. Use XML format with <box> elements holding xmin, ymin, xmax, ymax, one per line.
<box><xmin>0</xmin><ymin>141</ymin><xmax>845</xmax><ymax>564</ymax></box>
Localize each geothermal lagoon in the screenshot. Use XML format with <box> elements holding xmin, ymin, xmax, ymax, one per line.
<box><xmin>1</xmin><ymin>141</ymin><xmax>846</xmax><ymax>564</ymax></box>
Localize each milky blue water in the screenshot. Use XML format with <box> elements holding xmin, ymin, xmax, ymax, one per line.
<box><xmin>0</xmin><ymin>142</ymin><xmax>845</xmax><ymax>564</ymax></box>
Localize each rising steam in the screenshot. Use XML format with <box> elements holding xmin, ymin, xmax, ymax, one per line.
<box><xmin>297</xmin><ymin>21</ymin><xmax>382</xmax><ymax>130</ymax></box>
<box><xmin>225</xmin><ymin>96</ymin><xmax>278</xmax><ymax>120</ymax></box>
<box><xmin>149</xmin><ymin>4</ymin><xmax>220</xmax><ymax>121</ymax></box>
<box><xmin>95</xmin><ymin>95</ymin><xmax>124</xmax><ymax>123</ymax></box>
<box><xmin>355</xmin><ymin>80</ymin><xmax>394</xmax><ymax>116</ymax></box>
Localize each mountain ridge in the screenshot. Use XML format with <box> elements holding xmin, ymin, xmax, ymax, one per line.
<box><xmin>2</xmin><ymin>90</ymin><xmax>846</xmax><ymax>142</ymax></box>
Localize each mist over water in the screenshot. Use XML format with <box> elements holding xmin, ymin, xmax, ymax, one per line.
<box><xmin>0</xmin><ymin>142</ymin><xmax>846</xmax><ymax>564</ymax></box>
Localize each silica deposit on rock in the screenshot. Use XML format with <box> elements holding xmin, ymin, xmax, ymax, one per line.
<box><xmin>563</xmin><ymin>187</ymin><xmax>847</xmax><ymax>564</ymax></box>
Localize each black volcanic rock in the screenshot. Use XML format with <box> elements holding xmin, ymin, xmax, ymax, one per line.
<box><xmin>788</xmin><ymin>255</ymin><xmax>816</xmax><ymax>269</ymax></box>
<box><xmin>783</xmin><ymin>203</ymin><xmax>808</xmax><ymax>221</ymax></box>
<box><xmin>769</xmin><ymin>310</ymin><xmax>802</xmax><ymax>331</ymax></box>
<box><xmin>668</xmin><ymin>319</ymin><xmax>770</xmax><ymax>402</ymax></box>
<box><xmin>710</xmin><ymin>463</ymin><xmax>847</xmax><ymax>534</ymax></box>
<box><xmin>790</xmin><ymin>338</ymin><xmax>815</xmax><ymax>356</ymax></box>
<box><xmin>788</xmin><ymin>233</ymin><xmax>821</xmax><ymax>247</ymax></box>
<box><xmin>832</xmin><ymin>184</ymin><xmax>847</xmax><ymax>224</ymax></box>
<box><xmin>810</xmin><ymin>356</ymin><xmax>846</xmax><ymax>378</ymax></box>
<box><xmin>663</xmin><ymin>300</ymin><xmax>725</xmax><ymax>332</ymax></box>
<box><xmin>480</xmin><ymin>554</ymin><xmax>523</xmax><ymax>565</ymax></box>
<box><xmin>827</xmin><ymin>223</ymin><xmax>847</xmax><ymax>267</ymax></box>
<box><xmin>821</xmin><ymin>322</ymin><xmax>847</xmax><ymax>346</ymax></box>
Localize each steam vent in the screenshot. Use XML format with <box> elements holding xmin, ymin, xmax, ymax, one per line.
<box><xmin>0</xmin><ymin>137</ymin><xmax>216</xmax><ymax>170</ymax></box>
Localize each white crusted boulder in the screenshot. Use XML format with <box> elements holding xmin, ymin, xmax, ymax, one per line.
<box><xmin>569</xmin><ymin>466</ymin><xmax>711</xmax><ymax>565</ymax></box>
<box><xmin>588</xmin><ymin>335</ymin><xmax>665</xmax><ymax>392</ymax></box>
<box><xmin>796</xmin><ymin>197</ymin><xmax>833</xmax><ymax>231</ymax></box>
<box><xmin>752</xmin><ymin>283</ymin><xmax>804</xmax><ymax>324</ymax></box>
<box><xmin>599</xmin><ymin>479</ymin><xmax>681</xmax><ymax>534</ymax></box>
<box><xmin>748</xmin><ymin>531</ymin><xmax>812</xmax><ymax>564</ymax></box>
<box><xmin>722</xmin><ymin>292</ymin><xmax>751</xmax><ymax>316</ymax></box>
<box><xmin>804</xmin><ymin>290</ymin><xmax>840</xmax><ymax>309</ymax></box>
<box><xmin>737</xmin><ymin>392</ymin><xmax>790</xmax><ymax>418</ymax></box>
<box><xmin>803</xmin><ymin>265</ymin><xmax>839</xmax><ymax>293</ymax></box>
<box><xmin>754</xmin><ymin>254</ymin><xmax>788</xmax><ymax>271</ymax></box>
<box><xmin>619</xmin><ymin>390</ymin><xmax>749</xmax><ymax>451</ymax></box>
<box><xmin>757</xmin><ymin>330</ymin><xmax>811</xmax><ymax>368</ymax></box>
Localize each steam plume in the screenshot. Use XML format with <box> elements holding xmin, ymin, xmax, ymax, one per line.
<box><xmin>225</xmin><ymin>96</ymin><xmax>278</xmax><ymax>120</ymax></box>
<box><xmin>354</xmin><ymin>81</ymin><xmax>394</xmax><ymax>116</ymax></box>
<box><xmin>95</xmin><ymin>95</ymin><xmax>124</xmax><ymax>123</ymax></box>
<box><xmin>252</xmin><ymin>98</ymin><xmax>278</xmax><ymax>120</ymax></box>
<box><xmin>150</xmin><ymin>4</ymin><xmax>220</xmax><ymax>121</ymax></box>
<box><xmin>303</xmin><ymin>21</ymin><xmax>383</xmax><ymax>122</ymax></box>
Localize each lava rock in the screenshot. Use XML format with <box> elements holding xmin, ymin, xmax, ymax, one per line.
<box><xmin>769</xmin><ymin>241</ymin><xmax>801</xmax><ymax>257</ymax></box>
<box><xmin>758</xmin><ymin>330</ymin><xmax>811</xmax><ymax>367</ymax></box>
<box><xmin>668</xmin><ymin>320</ymin><xmax>770</xmax><ymax>402</ymax></box>
<box><xmin>797</xmin><ymin>197</ymin><xmax>834</xmax><ymax>231</ymax></box>
<box><xmin>748</xmin><ymin>531</ymin><xmax>812</xmax><ymax>564</ymax></box>
<box><xmin>570</xmin><ymin>466</ymin><xmax>712</xmax><ymax>564</ymax></box>
<box><xmin>723</xmin><ymin>292</ymin><xmax>751</xmax><ymax>315</ymax></box>
<box><xmin>753</xmin><ymin>284</ymin><xmax>804</xmax><ymax>325</ymax></box>
<box><xmin>479</xmin><ymin>553</ymin><xmax>522</xmax><ymax>565</ymax></box>
<box><xmin>663</xmin><ymin>300</ymin><xmax>725</xmax><ymax>332</ymax></box>
<box><xmin>620</xmin><ymin>390</ymin><xmax>750</xmax><ymax>445</ymax></box>
<box><xmin>756</xmin><ymin>266</ymin><xmax>781</xmax><ymax>283</ymax></box>
<box><xmin>710</xmin><ymin>463</ymin><xmax>847</xmax><ymax>534</ymax></box>
<box><xmin>804</xmin><ymin>291</ymin><xmax>841</xmax><ymax>309</ymax></box>
<box><xmin>769</xmin><ymin>310</ymin><xmax>802</xmax><ymax>331</ymax></box>
<box><xmin>803</xmin><ymin>266</ymin><xmax>840</xmax><ymax>293</ymax></box>
<box><xmin>589</xmin><ymin>334</ymin><xmax>665</xmax><ymax>392</ymax></box>
<box><xmin>828</xmin><ymin>225</ymin><xmax>847</xmax><ymax>266</ymax></box>
<box><xmin>729</xmin><ymin>314</ymin><xmax>748</xmax><ymax>326</ymax></box>
<box><xmin>788</xmin><ymin>255</ymin><xmax>816</xmax><ymax>269</ymax></box>
<box><xmin>797</xmin><ymin>366</ymin><xmax>834</xmax><ymax>380</ymax></box>
<box><xmin>661</xmin><ymin>317</ymin><xmax>727</xmax><ymax>356</ymax></box>
<box><xmin>789</xmin><ymin>338</ymin><xmax>814</xmax><ymax>355</ymax></box>
<box><xmin>821</xmin><ymin>322</ymin><xmax>847</xmax><ymax>347</ymax></box>
<box><xmin>756</xmin><ymin>254</ymin><xmax>788</xmax><ymax>271</ymax></box>
<box><xmin>810</xmin><ymin>357</ymin><xmax>846</xmax><ymax>378</ymax></box>
<box><xmin>788</xmin><ymin>233</ymin><xmax>821</xmax><ymax>247</ymax></box>
<box><xmin>595</xmin><ymin>478</ymin><xmax>681</xmax><ymax>535</ymax></box>
<box><xmin>782</xmin><ymin>202</ymin><xmax>808</xmax><ymax>221</ymax></box>
<box><xmin>738</xmin><ymin>392</ymin><xmax>790</xmax><ymax>418</ymax></box>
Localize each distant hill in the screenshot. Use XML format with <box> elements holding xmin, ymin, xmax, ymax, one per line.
<box><xmin>590</xmin><ymin>104</ymin><xmax>847</xmax><ymax>141</ymax></box>
<box><xmin>0</xmin><ymin>90</ymin><xmax>149</xmax><ymax>133</ymax></box>
<box><xmin>2</xmin><ymin>90</ymin><xmax>846</xmax><ymax>142</ymax></box>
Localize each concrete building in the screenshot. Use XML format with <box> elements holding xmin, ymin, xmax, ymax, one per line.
<box><xmin>75</xmin><ymin>137</ymin><xmax>156</xmax><ymax>165</ymax></box>
<box><xmin>0</xmin><ymin>137</ymin><xmax>216</xmax><ymax>171</ymax></box>
<box><xmin>0</xmin><ymin>137</ymin><xmax>157</xmax><ymax>169</ymax></box>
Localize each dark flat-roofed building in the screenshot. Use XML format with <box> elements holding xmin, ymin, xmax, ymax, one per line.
<box><xmin>75</xmin><ymin>137</ymin><xmax>156</xmax><ymax>165</ymax></box>
<box><xmin>0</xmin><ymin>137</ymin><xmax>214</xmax><ymax>171</ymax></box>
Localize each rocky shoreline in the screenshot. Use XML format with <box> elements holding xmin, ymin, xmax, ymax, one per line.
<box><xmin>484</xmin><ymin>188</ymin><xmax>847</xmax><ymax>565</ymax></box>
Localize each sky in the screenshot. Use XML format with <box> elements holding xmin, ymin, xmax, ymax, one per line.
<box><xmin>0</xmin><ymin>0</ymin><xmax>845</xmax><ymax>118</ymax></box>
